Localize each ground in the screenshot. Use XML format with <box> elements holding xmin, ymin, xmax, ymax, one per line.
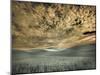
<box><xmin>12</xmin><ymin>43</ymin><xmax>96</xmax><ymax>74</ymax></box>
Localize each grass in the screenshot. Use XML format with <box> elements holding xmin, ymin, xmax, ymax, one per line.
<box><xmin>12</xmin><ymin>44</ymin><xmax>96</xmax><ymax>75</ymax></box>
<box><xmin>12</xmin><ymin>57</ymin><xmax>96</xmax><ymax>75</ymax></box>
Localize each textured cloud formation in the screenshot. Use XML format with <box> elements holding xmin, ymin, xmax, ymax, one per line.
<box><xmin>12</xmin><ymin>1</ymin><xmax>96</xmax><ymax>49</ymax></box>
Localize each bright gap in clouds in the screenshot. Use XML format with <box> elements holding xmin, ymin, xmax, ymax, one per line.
<box><xmin>44</xmin><ymin>48</ymin><xmax>66</xmax><ymax>52</ymax></box>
